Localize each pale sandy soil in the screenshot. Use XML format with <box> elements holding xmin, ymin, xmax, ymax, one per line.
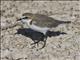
<box><xmin>1</xmin><ymin>1</ymin><xmax>80</xmax><ymax>60</ymax></box>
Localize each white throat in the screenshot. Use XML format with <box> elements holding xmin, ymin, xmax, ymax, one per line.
<box><xmin>21</xmin><ymin>19</ymin><xmax>31</xmax><ymax>27</ymax></box>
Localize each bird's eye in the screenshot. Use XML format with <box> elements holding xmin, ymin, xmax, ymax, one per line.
<box><xmin>23</xmin><ymin>17</ymin><xmax>28</xmax><ymax>19</ymax></box>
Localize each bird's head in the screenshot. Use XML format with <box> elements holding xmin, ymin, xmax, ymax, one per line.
<box><xmin>22</xmin><ymin>13</ymin><xmax>33</xmax><ymax>19</ymax></box>
<box><xmin>17</xmin><ymin>13</ymin><xmax>34</xmax><ymax>25</ymax></box>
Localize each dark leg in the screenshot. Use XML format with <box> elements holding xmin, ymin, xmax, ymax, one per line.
<box><xmin>31</xmin><ymin>40</ymin><xmax>40</xmax><ymax>49</ymax></box>
<box><xmin>31</xmin><ymin>34</ymin><xmax>47</xmax><ymax>49</ymax></box>
<box><xmin>31</xmin><ymin>40</ymin><xmax>40</xmax><ymax>45</ymax></box>
<box><xmin>40</xmin><ymin>35</ymin><xmax>47</xmax><ymax>49</ymax></box>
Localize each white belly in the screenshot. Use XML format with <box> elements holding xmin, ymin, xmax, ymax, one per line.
<box><xmin>29</xmin><ymin>24</ymin><xmax>50</xmax><ymax>35</ymax></box>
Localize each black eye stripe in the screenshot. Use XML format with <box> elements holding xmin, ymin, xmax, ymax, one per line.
<box><xmin>22</xmin><ymin>17</ymin><xmax>28</xmax><ymax>19</ymax></box>
<box><xmin>17</xmin><ymin>17</ymin><xmax>29</xmax><ymax>21</ymax></box>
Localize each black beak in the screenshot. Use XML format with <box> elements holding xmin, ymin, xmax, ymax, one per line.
<box><xmin>17</xmin><ymin>18</ymin><xmax>22</xmax><ymax>21</ymax></box>
<box><xmin>17</xmin><ymin>17</ymin><xmax>28</xmax><ymax>21</ymax></box>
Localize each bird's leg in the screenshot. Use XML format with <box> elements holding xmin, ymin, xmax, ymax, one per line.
<box><xmin>31</xmin><ymin>40</ymin><xmax>40</xmax><ymax>45</ymax></box>
<box><xmin>31</xmin><ymin>34</ymin><xmax>47</xmax><ymax>49</ymax></box>
<box><xmin>40</xmin><ymin>35</ymin><xmax>47</xmax><ymax>49</ymax></box>
<box><xmin>31</xmin><ymin>40</ymin><xmax>40</xmax><ymax>49</ymax></box>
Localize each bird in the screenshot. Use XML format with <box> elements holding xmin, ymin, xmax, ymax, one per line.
<box><xmin>17</xmin><ymin>13</ymin><xmax>71</xmax><ymax>48</ymax></box>
<box><xmin>17</xmin><ymin>13</ymin><xmax>71</xmax><ymax>34</ymax></box>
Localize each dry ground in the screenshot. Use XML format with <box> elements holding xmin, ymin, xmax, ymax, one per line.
<box><xmin>1</xmin><ymin>1</ymin><xmax>80</xmax><ymax>60</ymax></box>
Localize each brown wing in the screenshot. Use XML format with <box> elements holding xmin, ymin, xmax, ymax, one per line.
<box><xmin>32</xmin><ymin>14</ymin><xmax>61</xmax><ymax>28</ymax></box>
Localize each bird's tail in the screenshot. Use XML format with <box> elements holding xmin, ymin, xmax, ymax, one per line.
<box><xmin>58</xmin><ymin>21</ymin><xmax>71</xmax><ymax>24</ymax></box>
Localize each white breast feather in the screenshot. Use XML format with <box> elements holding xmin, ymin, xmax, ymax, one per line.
<box><xmin>29</xmin><ymin>24</ymin><xmax>50</xmax><ymax>34</ymax></box>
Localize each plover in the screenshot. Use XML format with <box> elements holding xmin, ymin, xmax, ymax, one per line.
<box><xmin>18</xmin><ymin>13</ymin><xmax>71</xmax><ymax>34</ymax></box>
<box><xmin>17</xmin><ymin>13</ymin><xmax>71</xmax><ymax>48</ymax></box>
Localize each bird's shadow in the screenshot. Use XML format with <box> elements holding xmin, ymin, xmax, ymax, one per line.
<box><xmin>15</xmin><ymin>28</ymin><xmax>66</xmax><ymax>49</ymax></box>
